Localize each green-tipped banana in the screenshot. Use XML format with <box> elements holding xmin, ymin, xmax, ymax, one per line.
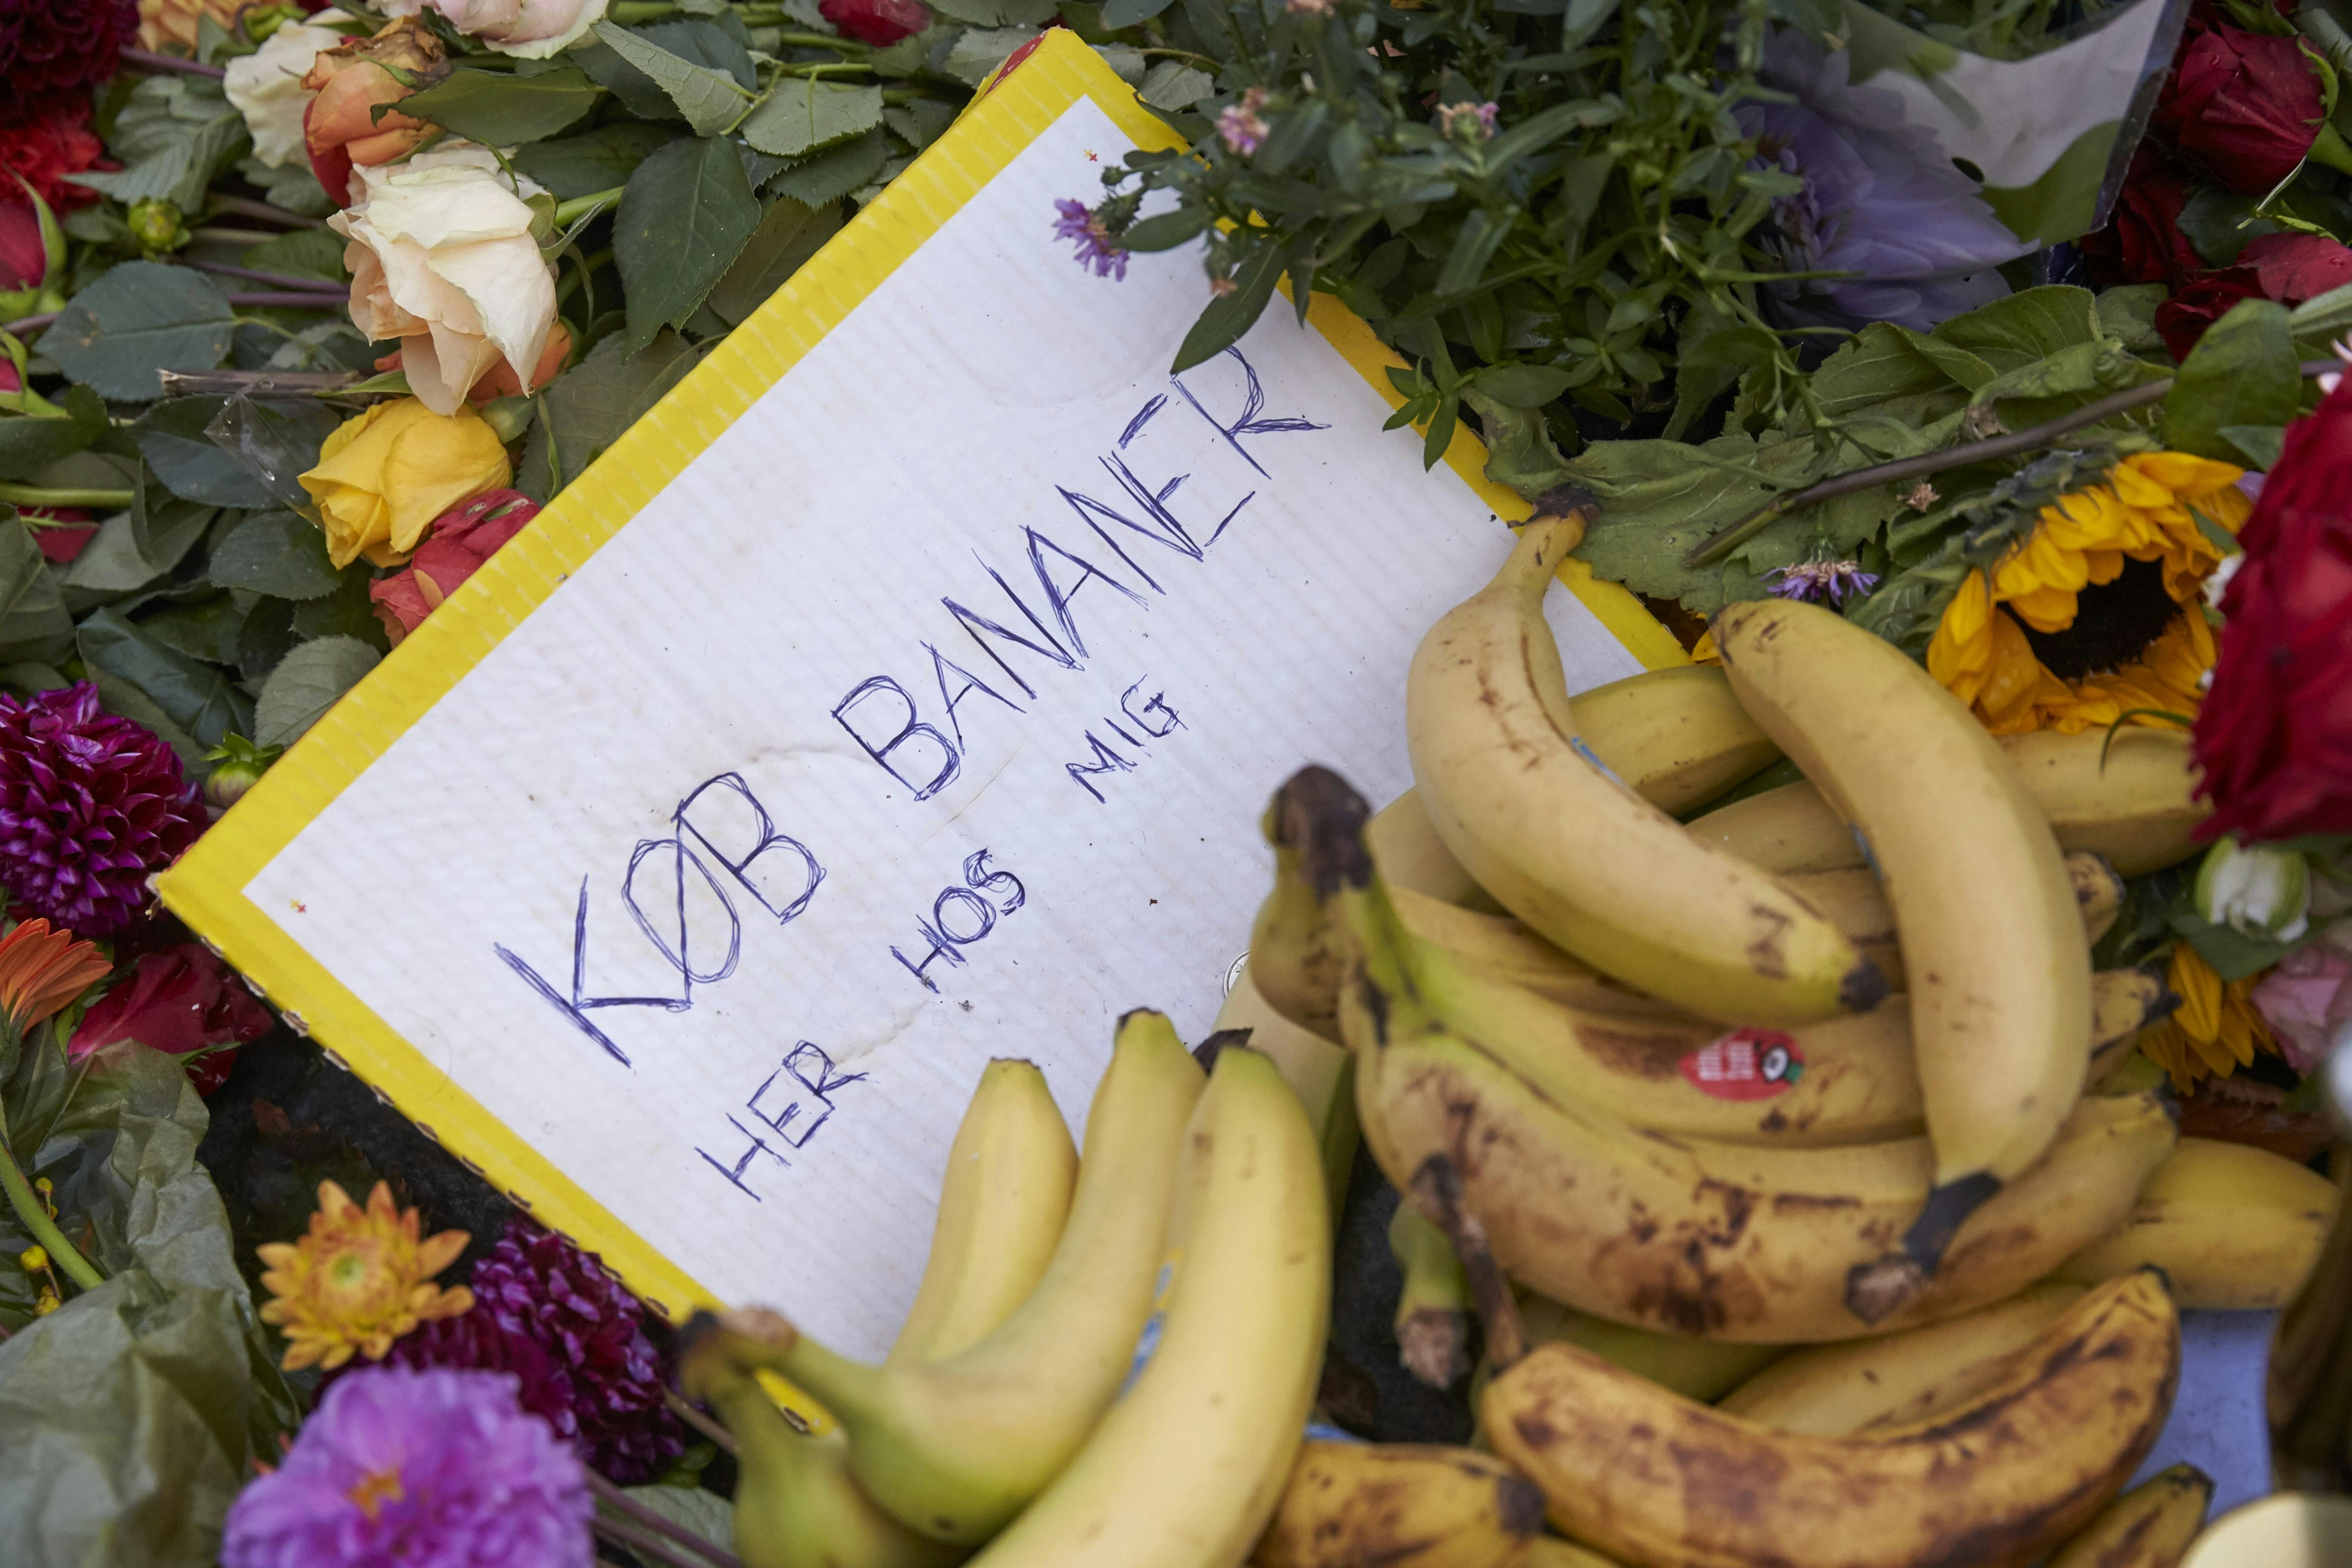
<box><xmin>700</xmin><ymin>1010</ymin><xmax>1205</xmax><ymax>1544</ymax></box>
<box><xmin>1389</xmin><ymin>1203</ymin><xmax>1471</xmax><ymax>1388</ymax></box>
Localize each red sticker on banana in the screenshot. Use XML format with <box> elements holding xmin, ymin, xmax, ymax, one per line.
<box><xmin>1680</xmin><ymin>1029</ymin><xmax>1803</xmax><ymax>1100</ymax></box>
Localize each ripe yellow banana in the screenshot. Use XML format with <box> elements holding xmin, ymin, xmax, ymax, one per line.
<box><xmin>2054</xmin><ymin>1136</ymin><xmax>2339</xmax><ymax>1309</ymax></box>
<box><xmin>1254</xmin><ymin>799</ymin><xmax>1351</xmax><ymax>1042</ymax></box>
<box><xmin>1213</xmin><ymin>961</ymin><xmax>1358</xmax><ymax>1221</ymax></box>
<box><xmin>2050</xmin><ymin>1464</ymin><xmax>2212</xmax><ymax>1568</ymax></box>
<box><xmin>1716</xmin><ymin>597</ymin><xmax>2094</xmax><ymax>1286</ymax></box>
<box><xmin>675</xmin><ymin>1324</ymin><xmax>962</xmax><ymax>1568</ymax></box>
<box><xmin>1368</xmin><ymin>910</ymin><xmax>2165</xmax><ymax>1151</ymax></box>
<box><xmin>1484</xmin><ymin>1271</ymin><xmax>2182</xmax><ymax>1568</ymax></box>
<box><xmin>1516</xmin><ymin>1543</ymin><xmax>1622</xmax><ymax>1568</ymax></box>
<box><xmin>1714</xmin><ymin>1282</ymin><xmax>2086</xmax><ymax>1435</ymax></box>
<box><xmin>1407</xmin><ymin>514</ymin><xmax>1882</xmax><ymax>1026</ymax></box>
<box><xmin>704</xmin><ymin>1010</ymin><xmax>1205</xmax><ymax>1544</ymax></box>
<box><xmin>889</xmin><ymin>1058</ymin><xmax>1077</xmax><ymax>1366</ymax></box>
<box><xmin>965</xmin><ymin>1045</ymin><xmax>1329</xmax><ymax>1568</ymax></box>
<box><xmin>1692</xmin><ymin>729</ymin><xmax>2206</xmax><ymax>879</ymax></box>
<box><xmin>1390</xmin><ymin>1203</ymin><xmax>1471</xmax><ymax>1388</ymax></box>
<box><xmin>1515</xmin><ymin>1290</ymin><xmax>1782</xmax><ymax>1402</ymax></box>
<box><xmin>1251</xmin><ymin>1441</ymin><xmax>1545</xmax><ymax>1568</ymax></box>
<box><xmin>1775</xmin><ymin>852</ymin><xmax>2122</xmax><ymax>990</ymax></box>
<box><xmin>1367</xmin><ymin>665</ymin><xmax>1779</xmax><ymax>907</ymax></box>
<box><xmin>1272</xmin><ymin>764</ymin><xmax>2175</xmax><ymax>1341</ymax></box>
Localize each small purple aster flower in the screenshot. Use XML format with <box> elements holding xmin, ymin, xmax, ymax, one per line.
<box><xmin>1053</xmin><ymin>197</ymin><xmax>1129</xmax><ymax>280</ymax></box>
<box><xmin>373</xmin><ymin>1218</ymin><xmax>684</xmax><ymax>1484</ymax></box>
<box><xmin>1219</xmin><ymin>89</ymin><xmax>1271</xmax><ymax>155</ymax></box>
<box><xmin>1436</xmin><ymin>100</ymin><xmax>1499</xmax><ymax>142</ymax></box>
<box><xmin>0</xmin><ymin>681</ymin><xmax>203</xmax><ymax>936</ymax></box>
<box><xmin>1736</xmin><ymin>28</ymin><xmax>2021</xmax><ymax>332</ymax></box>
<box><xmin>222</xmin><ymin>1366</ymin><xmax>593</xmax><ymax>1568</ymax></box>
<box><xmin>1768</xmin><ymin>560</ymin><xmax>1880</xmax><ymax>606</ymax></box>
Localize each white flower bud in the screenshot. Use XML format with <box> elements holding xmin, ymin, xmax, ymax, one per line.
<box><xmin>2195</xmin><ymin>837</ymin><xmax>2312</xmax><ymax>944</ymax></box>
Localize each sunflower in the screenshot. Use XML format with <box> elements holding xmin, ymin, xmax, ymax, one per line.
<box><xmin>2139</xmin><ymin>942</ymin><xmax>2278</xmax><ymax>1091</ymax></box>
<box><xmin>257</xmin><ymin>1180</ymin><xmax>473</xmax><ymax>1371</ymax></box>
<box><xmin>1926</xmin><ymin>453</ymin><xmax>2251</xmax><ymax>735</ymax></box>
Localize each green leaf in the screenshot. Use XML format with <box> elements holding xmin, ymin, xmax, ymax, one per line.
<box><xmin>2217</xmin><ymin>423</ymin><xmax>2287</xmax><ymax>469</ymax></box>
<box><xmin>519</xmin><ymin>333</ymin><xmax>701</xmax><ymax>502</ymax></box>
<box><xmin>136</xmin><ymin>397</ymin><xmax>276</xmax><ymax>508</ymax></box>
<box><xmin>615</xmin><ymin>137</ymin><xmax>761</xmax><ymax>354</ymax></box>
<box><xmin>207</xmin><ymin>511</ymin><xmax>343</xmax><ymax>600</ymax></box>
<box><xmin>1967</xmin><ymin>339</ymin><xmax>2153</xmax><ymax>417</ymax></box>
<box><xmin>767</xmin><ymin>130</ymin><xmax>890</xmax><ymax>206</ymax></box>
<box><xmin>1101</xmin><ymin>0</ymin><xmax>1178</xmax><ymax>25</ymax></box>
<box><xmin>929</xmin><ymin>0</ymin><xmax>1056</xmax><ymax>23</ymax></box>
<box><xmin>883</xmin><ymin>97</ymin><xmax>957</xmax><ymax>151</ymax></box>
<box><xmin>397</xmin><ymin>67</ymin><xmax>599</xmax><ymax>145</ymax></box>
<box><xmin>0</xmin><ymin>517</ymin><xmax>73</xmax><ymax>663</ymax></box>
<box><xmin>40</xmin><ymin>263</ymin><xmax>234</xmax><ymax>402</ymax></box>
<box><xmin>1119</xmin><ymin>206</ymin><xmax>1213</xmax><ymax>253</ymax></box>
<box><xmin>2289</xmin><ymin>279</ymin><xmax>2352</xmax><ymax>342</ymax></box>
<box><xmin>136</xmin><ymin>591</ymin><xmax>246</xmax><ymax>665</ymax></box>
<box><xmin>77</xmin><ymin>607</ymin><xmax>252</xmax><ymax>748</ymax></box>
<box><xmin>589</xmin><ymin>21</ymin><xmax>749</xmax><ymax>135</ymax></box>
<box><xmin>254</xmin><ymin>634</ymin><xmax>380</xmax><ymax>749</ymax></box>
<box><xmin>201</xmin><ymin>397</ymin><xmax>341</xmax><ymax>513</ymax></box>
<box><xmin>65</xmin><ymin>76</ymin><xmax>248</xmax><ymax>213</ymax></box>
<box><xmin>1471</xmin><ymin>362</ymin><xmax>1574</xmax><ymax>408</ymax></box>
<box><xmin>0</xmin><ymin>385</ymin><xmax>107</xmax><ymax>483</ymax></box>
<box><xmin>706</xmin><ymin>197</ymin><xmax>843</xmax><ymax>326</ymax></box>
<box><xmin>2093</xmin><ymin>284</ymin><xmax>2169</xmax><ymax>356</ymax></box>
<box><xmin>290</xmin><ymin>573</ymin><xmax>388</xmax><ymax>645</ymax></box>
<box><xmin>741</xmin><ymin>80</ymin><xmax>886</xmax><ymax>158</ymax></box>
<box><xmin>1806</xmin><ymin>323</ymin><xmax>1962</xmax><ymax>419</ymax></box>
<box><xmin>2164</xmin><ymin>299</ymin><xmax>2302</xmax><ymax>462</ymax></box>
<box><xmin>1462</xmin><ymin>387</ymin><xmax>1572</xmax><ymax>497</ymax></box>
<box><xmin>239</xmin><ymin>227</ymin><xmax>347</xmax><ymax>285</ymax></box>
<box><xmin>943</xmin><ymin>27</ymin><xmax>1039</xmax><ymax>87</ymax></box>
<box><xmin>1137</xmin><ymin>61</ymin><xmax>1216</xmax><ymax>112</ymax></box>
<box><xmin>2176</xmin><ymin>186</ymin><xmax>2270</xmax><ymax>267</ymax></box>
<box><xmin>65</xmin><ymin>510</ymin><xmax>173</xmax><ymax>600</ymax></box>
<box><xmin>617</xmin><ymin>1486</ymin><xmax>735</xmax><ymax>1554</ymax></box>
<box><xmin>131</xmin><ymin>485</ymin><xmax>214</xmax><ymax>579</ymax></box>
<box><xmin>512</xmin><ymin>122</ymin><xmax>677</xmax><ymax>200</ymax></box>
<box><xmin>1928</xmin><ymin>285</ymin><xmax>2101</xmax><ymax>373</ymax></box>
<box><xmin>1172</xmin><ymin>236</ymin><xmax>1286</xmax><ymax>373</ymax></box>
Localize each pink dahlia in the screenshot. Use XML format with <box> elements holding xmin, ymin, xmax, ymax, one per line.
<box><xmin>0</xmin><ymin>0</ymin><xmax>139</xmax><ymax>126</ymax></box>
<box><xmin>222</xmin><ymin>1366</ymin><xmax>593</xmax><ymax>1568</ymax></box>
<box><xmin>377</xmin><ymin>1218</ymin><xmax>684</xmax><ymax>1484</ymax></box>
<box><xmin>0</xmin><ymin>683</ymin><xmax>204</xmax><ymax>936</ymax></box>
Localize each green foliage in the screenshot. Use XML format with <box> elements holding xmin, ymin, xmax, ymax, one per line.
<box><xmin>615</xmin><ymin>137</ymin><xmax>762</xmax><ymax>353</ymax></box>
<box><xmin>741</xmin><ymin>80</ymin><xmax>886</xmax><ymax>158</ymax></box>
<box><xmin>254</xmin><ymin>634</ymin><xmax>381</xmax><ymax>749</ymax></box>
<box><xmin>399</xmin><ymin>66</ymin><xmax>602</xmax><ymax>145</ymax></box>
<box><xmin>68</xmin><ymin>76</ymin><xmax>250</xmax><ymax>214</ymax></box>
<box><xmin>41</xmin><ymin>263</ymin><xmax>235</xmax><ymax>401</ymax></box>
<box><xmin>2164</xmin><ymin>299</ymin><xmax>2304</xmax><ymax>463</ymax></box>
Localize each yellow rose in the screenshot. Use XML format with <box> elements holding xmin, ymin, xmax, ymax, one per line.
<box><xmin>299</xmin><ymin>399</ymin><xmax>511</xmax><ymax>568</ymax></box>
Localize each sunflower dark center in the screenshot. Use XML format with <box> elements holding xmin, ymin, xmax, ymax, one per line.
<box><xmin>2020</xmin><ymin>555</ymin><xmax>2181</xmax><ymax>680</ymax></box>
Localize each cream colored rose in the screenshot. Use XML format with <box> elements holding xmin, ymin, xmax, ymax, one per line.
<box><xmin>333</xmin><ymin>145</ymin><xmax>559</xmax><ymax>417</ymax></box>
<box><xmin>406</xmin><ymin>0</ymin><xmax>610</xmax><ymax>58</ymax></box>
<box><xmin>222</xmin><ymin>10</ymin><xmax>356</xmax><ymax>169</ymax></box>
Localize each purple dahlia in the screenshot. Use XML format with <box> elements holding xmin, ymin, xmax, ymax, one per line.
<box><xmin>1736</xmin><ymin>28</ymin><xmax>2020</xmax><ymax>333</ymax></box>
<box><xmin>0</xmin><ymin>683</ymin><xmax>203</xmax><ymax>936</ymax></box>
<box><xmin>223</xmin><ymin>1366</ymin><xmax>593</xmax><ymax>1568</ymax></box>
<box><xmin>377</xmin><ymin>1218</ymin><xmax>684</xmax><ymax>1484</ymax></box>
<box><xmin>0</xmin><ymin>0</ymin><xmax>139</xmax><ymax>127</ymax></box>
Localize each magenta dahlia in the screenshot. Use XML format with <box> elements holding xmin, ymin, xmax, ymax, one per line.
<box><xmin>377</xmin><ymin>1218</ymin><xmax>684</xmax><ymax>1483</ymax></box>
<box><xmin>0</xmin><ymin>684</ymin><xmax>203</xmax><ymax>936</ymax></box>
<box><xmin>0</xmin><ymin>0</ymin><xmax>139</xmax><ymax>127</ymax></box>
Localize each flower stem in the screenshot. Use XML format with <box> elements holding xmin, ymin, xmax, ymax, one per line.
<box><xmin>769</xmin><ymin>31</ymin><xmax>869</xmax><ymax>50</ymax></box>
<box><xmin>0</xmin><ymin>1135</ymin><xmax>101</xmax><ymax>1292</ymax></box>
<box><xmin>585</xmin><ymin>1472</ymin><xmax>743</xmax><ymax>1568</ymax></box>
<box><xmin>0</xmin><ymin>483</ymin><xmax>135</xmax><ymax>509</ymax></box>
<box><xmin>662</xmin><ymin>1389</ymin><xmax>740</xmax><ymax>1453</ymax></box>
<box><xmin>119</xmin><ymin>46</ymin><xmax>226</xmax><ymax>78</ymax></box>
<box><xmin>589</xmin><ymin>1514</ymin><xmax>712</xmax><ymax>1568</ymax></box>
<box><xmin>1682</xmin><ymin>358</ymin><xmax>2343</xmax><ymax>567</ymax></box>
<box><xmin>553</xmin><ymin>187</ymin><xmax>627</xmax><ymax>227</ymax></box>
<box><xmin>206</xmin><ymin>195</ymin><xmax>327</xmax><ymax>230</ymax></box>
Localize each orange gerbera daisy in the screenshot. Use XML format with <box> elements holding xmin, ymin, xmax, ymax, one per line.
<box><xmin>1926</xmin><ymin>452</ymin><xmax>2251</xmax><ymax>735</ymax></box>
<box><xmin>0</xmin><ymin>918</ymin><xmax>108</xmax><ymax>1032</ymax></box>
<box><xmin>257</xmin><ymin>1180</ymin><xmax>473</xmax><ymax>1371</ymax></box>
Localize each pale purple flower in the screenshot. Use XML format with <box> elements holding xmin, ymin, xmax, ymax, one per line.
<box><xmin>1285</xmin><ymin>0</ymin><xmax>1332</xmax><ymax>14</ymax></box>
<box><xmin>1053</xmin><ymin>197</ymin><xmax>1129</xmax><ymax>280</ymax></box>
<box><xmin>1737</xmin><ymin>28</ymin><xmax>2019</xmax><ymax>332</ymax></box>
<box><xmin>1219</xmin><ymin>89</ymin><xmax>1271</xmax><ymax>155</ymax></box>
<box><xmin>1437</xmin><ymin>100</ymin><xmax>1499</xmax><ymax>142</ymax></box>
<box><xmin>1767</xmin><ymin>559</ymin><xmax>1879</xmax><ymax>606</ymax></box>
<box><xmin>222</xmin><ymin>1366</ymin><xmax>593</xmax><ymax>1568</ymax></box>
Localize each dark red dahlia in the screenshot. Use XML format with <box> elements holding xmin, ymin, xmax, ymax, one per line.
<box><xmin>0</xmin><ymin>0</ymin><xmax>139</xmax><ymax>127</ymax></box>
<box><xmin>0</xmin><ymin>684</ymin><xmax>203</xmax><ymax>937</ymax></box>
<box><xmin>0</xmin><ymin>102</ymin><xmax>110</xmax><ymax>211</ymax></box>
<box><xmin>378</xmin><ymin>1218</ymin><xmax>684</xmax><ymax>1483</ymax></box>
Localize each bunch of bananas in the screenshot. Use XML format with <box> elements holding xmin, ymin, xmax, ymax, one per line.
<box><xmin>1233</xmin><ymin>505</ymin><xmax>2339</xmax><ymax>1568</ymax></box>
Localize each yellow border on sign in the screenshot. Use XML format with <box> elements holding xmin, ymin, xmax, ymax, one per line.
<box><xmin>158</xmin><ymin>29</ymin><xmax>1680</xmax><ymax>1331</ymax></box>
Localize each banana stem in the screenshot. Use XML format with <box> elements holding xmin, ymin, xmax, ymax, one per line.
<box><xmin>1410</xmin><ymin>1155</ymin><xmax>1527</xmax><ymax>1370</ymax></box>
<box><xmin>585</xmin><ymin>1472</ymin><xmax>742</xmax><ymax>1568</ymax></box>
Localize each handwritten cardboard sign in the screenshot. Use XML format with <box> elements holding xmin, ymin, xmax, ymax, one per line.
<box><xmin>161</xmin><ymin>32</ymin><xmax>1674</xmax><ymax>1355</ymax></box>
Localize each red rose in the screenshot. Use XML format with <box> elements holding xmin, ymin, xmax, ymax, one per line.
<box><xmin>2192</xmin><ymin>376</ymin><xmax>2352</xmax><ymax>843</ymax></box>
<box><xmin>2155</xmin><ymin>21</ymin><xmax>2327</xmax><ymax>195</ymax></box>
<box><xmin>818</xmin><ymin>0</ymin><xmax>930</xmax><ymax>46</ymax></box>
<box><xmin>68</xmin><ymin>944</ymin><xmax>275</xmax><ymax>1097</ymax></box>
<box><xmin>2153</xmin><ymin>233</ymin><xmax>2352</xmax><ymax>359</ymax></box>
<box><xmin>370</xmin><ymin>489</ymin><xmax>540</xmax><ymax>645</ymax></box>
<box><xmin>2080</xmin><ymin>146</ymin><xmax>2203</xmax><ymax>289</ymax></box>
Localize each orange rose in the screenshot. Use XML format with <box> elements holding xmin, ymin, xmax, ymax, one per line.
<box><xmin>300</xmin><ymin>17</ymin><xmax>449</xmax><ymax>206</ymax></box>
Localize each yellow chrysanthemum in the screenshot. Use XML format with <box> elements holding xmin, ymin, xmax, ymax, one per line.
<box><xmin>2139</xmin><ymin>943</ymin><xmax>2278</xmax><ymax>1092</ymax></box>
<box><xmin>257</xmin><ymin>1180</ymin><xmax>473</xmax><ymax>1371</ymax></box>
<box><xmin>1926</xmin><ymin>452</ymin><xmax>2250</xmax><ymax>736</ymax></box>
